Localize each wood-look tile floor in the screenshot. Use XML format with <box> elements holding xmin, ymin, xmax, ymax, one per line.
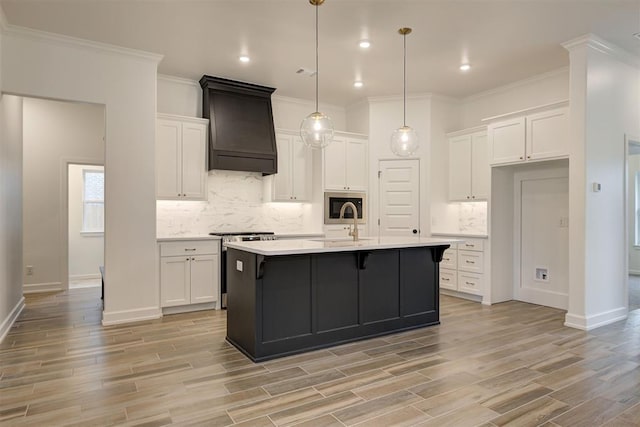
<box><xmin>2</xmin><ymin>288</ymin><xmax>640</xmax><ymax>427</ymax></box>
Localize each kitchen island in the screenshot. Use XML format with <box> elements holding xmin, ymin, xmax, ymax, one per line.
<box><xmin>224</xmin><ymin>237</ymin><xmax>456</xmax><ymax>361</ymax></box>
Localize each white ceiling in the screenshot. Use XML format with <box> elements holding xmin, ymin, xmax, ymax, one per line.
<box><xmin>2</xmin><ymin>0</ymin><xmax>639</xmax><ymax>106</ymax></box>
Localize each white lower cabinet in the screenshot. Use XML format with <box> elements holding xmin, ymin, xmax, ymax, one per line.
<box><xmin>159</xmin><ymin>240</ymin><xmax>220</xmax><ymax>309</ymax></box>
<box><xmin>323</xmin><ymin>224</ymin><xmax>368</xmax><ymax>239</ymax></box>
<box><xmin>439</xmin><ymin>237</ymin><xmax>486</xmax><ymax>297</ymax></box>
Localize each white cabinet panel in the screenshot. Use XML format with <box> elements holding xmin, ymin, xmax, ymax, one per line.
<box><xmin>273</xmin><ymin>133</ymin><xmax>293</xmax><ymax>200</ymax></box>
<box><xmin>346</xmin><ymin>139</ymin><xmax>368</xmax><ymax>191</ymax></box>
<box><xmin>441</xmin><ymin>249</ymin><xmax>457</xmax><ymax>269</ymax></box>
<box><xmin>471</xmin><ymin>133</ymin><xmax>489</xmax><ymax>200</ymax></box>
<box><xmin>291</xmin><ymin>135</ymin><xmax>312</xmax><ymax>200</ymax></box>
<box><xmin>458</xmin><ymin>238</ymin><xmax>484</xmax><ymax>252</ymax></box>
<box><xmin>323</xmin><ymin>224</ymin><xmax>367</xmax><ymax>239</ymax></box>
<box><xmin>489</xmin><ymin>117</ymin><xmax>525</xmax><ymax>165</ymax></box>
<box><xmin>526</xmin><ymin>108</ymin><xmax>569</xmax><ymax>161</ymax></box>
<box><xmin>156</xmin><ymin>115</ymin><xmax>208</xmax><ymax>201</ymax></box>
<box><xmin>458</xmin><ymin>271</ymin><xmax>483</xmax><ymax>295</ymax></box>
<box><xmin>160</xmin><ymin>257</ymin><xmax>190</xmax><ymax>307</ymax></box>
<box><xmin>458</xmin><ymin>250</ymin><xmax>484</xmax><ymax>274</ymax></box>
<box><xmin>190</xmin><ymin>255</ymin><xmax>218</xmax><ymax>304</ymax></box>
<box><xmin>448</xmin><ymin>135</ymin><xmax>472</xmax><ymax>201</ymax></box>
<box><xmin>440</xmin><ymin>268</ymin><xmax>457</xmax><ymax>290</ymax></box>
<box><xmin>324</xmin><ymin>135</ymin><xmax>368</xmax><ymax>192</ymax></box>
<box><xmin>265</xmin><ymin>131</ymin><xmax>311</xmax><ymax>202</ymax></box>
<box><xmin>437</xmin><ymin>235</ymin><xmax>487</xmax><ymax>299</ymax></box>
<box><xmin>324</xmin><ymin>137</ymin><xmax>347</xmax><ymax>191</ymax></box>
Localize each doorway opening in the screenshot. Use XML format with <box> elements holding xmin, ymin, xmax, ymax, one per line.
<box><xmin>626</xmin><ymin>136</ymin><xmax>640</xmax><ymax>312</ymax></box>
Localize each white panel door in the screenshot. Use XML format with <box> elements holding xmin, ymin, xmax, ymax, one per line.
<box><xmin>517</xmin><ymin>176</ymin><xmax>569</xmax><ymax>309</ymax></box>
<box><xmin>526</xmin><ymin>108</ymin><xmax>569</xmax><ymax>161</ymax></box>
<box><xmin>379</xmin><ymin>159</ymin><xmax>420</xmax><ymax>236</ymax></box>
<box><xmin>345</xmin><ymin>138</ymin><xmax>368</xmax><ymax>191</ymax></box>
<box><xmin>448</xmin><ymin>135</ymin><xmax>472</xmax><ymax>201</ymax></box>
<box><xmin>291</xmin><ymin>135</ymin><xmax>312</xmax><ymax>201</ymax></box>
<box><xmin>471</xmin><ymin>132</ymin><xmax>489</xmax><ymax>200</ymax></box>
<box><xmin>181</xmin><ymin>122</ymin><xmax>207</xmax><ymax>199</ymax></box>
<box><xmin>273</xmin><ymin>133</ymin><xmax>293</xmax><ymax>201</ymax></box>
<box><xmin>160</xmin><ymin>256</ymin><xmax>190</xmax><ymax>307</ymax></box>
<box><xmin>489</xmin><ymin>117</ymin><xmax>525</xmax><ymax>165</ymax></box>
<box><xmin>324</xmin><ymin>137</ymin><xmax>347</xmax><ymax>190</ymax></box>
<box><xmin>190</xmin><ymin>254</ymin><xmax>219</xmax><ymax>304</ymax></box>
<box><xmin>156</xmin><ymin>120</ymin><xmax>182</xmax><ymax>199</ymax></box>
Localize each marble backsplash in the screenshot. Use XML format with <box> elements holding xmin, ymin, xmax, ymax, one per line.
<box><xmin>157</xmin><ymin>170</ymin><xmax>317</xmax><ymax>237</ymax></box>
<box><xmin>458</xmin><ymin>202</ymin><xmax>488</xmax><ymax>234</ymax></box>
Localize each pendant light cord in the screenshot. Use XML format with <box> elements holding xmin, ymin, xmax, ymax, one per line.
<box><xmin>403</xmin><ymin>32</ymin><xmax>406</xmax><ymax>127</ymax></box>
<box><xmin>315</xmin><ymin>1</ymin><xmax>319</xmax><ymax>113</ymax></box>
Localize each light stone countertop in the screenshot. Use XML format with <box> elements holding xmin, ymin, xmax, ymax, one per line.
<box><xmin>431</xmin><ymin>232</ymin><xmax>489</xmax><ymax>239</ymax></box>
<box><xmin>224</xmin><ymin>236</ymin><xmax>461</xmax><ymax>256</ymax></box>
<box><xmin>157</xmin><ymin>235</ymin><xmax>222</xmax><ymax>242</ymax></box>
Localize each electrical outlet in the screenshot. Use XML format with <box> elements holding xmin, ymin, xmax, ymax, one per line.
<box><xmin>26</xmin><ymin>265</ymin><xmax>34</xmax><ymax>276</ymax></box>
<box><xmin>559</xmin><ymin>217</ymin><xmax>569</xmax><ymax>228</ymax></box>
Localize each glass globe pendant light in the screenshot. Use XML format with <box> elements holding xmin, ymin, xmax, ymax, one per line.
<box><xmin>300</xmin><ymin>0</ymin><xmax>334</xmax><ymax>149</ymax></box>
<box><xmin>391</xmin><ymin>27</ymin><xmax>419</xmax><ymax>157</ymax></box>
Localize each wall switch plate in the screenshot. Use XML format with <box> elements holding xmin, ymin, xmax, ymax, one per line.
<box><xmin>26</xmin><ymin>265</ymin><xmax>33</xmax><ymax>276</ymax></box>
<box><xmin>535</xmin><ymin>267</ymin><xmax>549</xmax><ymax>282</ymax></box>
<box><xmin>592</xmin><ymin>182</ymin><xmax>601</xmax><ymax>192</ymax></box>
<box><xmin>236</xmin><ymin>260</ymin><xmax>243</xmax><ymax>272</ymax></box>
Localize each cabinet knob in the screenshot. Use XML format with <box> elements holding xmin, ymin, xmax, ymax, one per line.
<box><xmin>472</xmin><ymin>196</ymin><xmax>475</xmax><ymax>199</ymax></box>
<box><xmin>412</xmin><ymin>229</ymin><xmax>418</xmax><ymax>234</ymax></box>
<box><xmin>519</xmin><ymin>156</ymin><xmax>523</xmax><ymax>160</ymax></box>
<box><xmin>527</xmin><ymin>155</ymin><xmax>531</xmax><ymax>159</ymax></box>
<box><xmin>466</xmin><ymin>196</ymin><xmax>470</xmax><ymax>199</ymax></box>
<box><xmin>186</xmin><ymin>258</ymin><xmax>189</xmax><ymax>261</ymax></box>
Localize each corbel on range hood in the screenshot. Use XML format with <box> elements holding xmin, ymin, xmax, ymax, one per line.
<box><xmin>200</xmin><ymin>76</ymin><xmax>277</xmax><ymax>176</ymax></box>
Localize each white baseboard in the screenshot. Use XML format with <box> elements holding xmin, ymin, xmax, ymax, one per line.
<box><xmin>69</xmin><ymin>274</ymin><xmax>101</xmax><ymax>281</ymax></box>
<box><xmin>23</xmin><ymin>282</ymin><xmax>63</xmax><ymax>294</ymax></box>
<box><xmin>0</xmin><ymin>297</ymin><xmax>25</xmax><ymax>342</ymax></box>
<box><xmin>440</xmin><ymin>289</ymin><xmax>483</xmax><ymax>303</ymax></box>
<box><xmin>102</xmin><ymin>306</ymin><xmax>162</xmax><ymax>326</ymax></box>
<box><xmin>162</xmin><ymin>302</ymin><xmax>218</xmax><ymax>315</ymax></box>
<box><xmin>565</xmin><ymin>306</ymin><xmax>628</xmax><ymax>330</ymax></box>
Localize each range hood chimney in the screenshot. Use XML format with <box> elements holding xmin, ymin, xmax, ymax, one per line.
<box><xmin>200</xmin><ymin>76</ymin><xmax>278</xmax><ymax>175</ymax></box>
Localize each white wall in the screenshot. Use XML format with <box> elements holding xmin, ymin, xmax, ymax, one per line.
<box><xmin>565</xmin><ymin>36</ymin><xmax>640</xmax><ymax>330</ymax></box>
<box><xmin>345</xmin><ymin>99</ymin><xmax>369</xmax><ymax>134</ymax></box>
<box><xmin>156</xmin><ymin>74</ymin><xmax>346</xmax><ymax>234</ymax></box>
<box><xmin>0</xmin><ymin>94</ymin><xmax>24</xmax><ymax>341</ymax></box>
<box><xmin>22</xmin><ymin>98</ymin><xmax>105</xmax><ymax>292</ymax></box>
<box><xmin>2</xmin><ymin>25</ymin><xmax>162</xmax><ymax>325</ymax></box>
<box><xmin>368</xmin><ymin>96</ymin><xmax>431</xmax><ymax>237</ymax></box>
<box><xmin>460</xmin><ymin>68</ymin><xmax>570</xmax><ymax>129</ymax></box>
<box><xmin>68</xmin><ymin>164</ymin><xmax>104</xmax><ymax>280</ymax></box>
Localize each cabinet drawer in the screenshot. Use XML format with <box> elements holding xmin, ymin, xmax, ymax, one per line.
<box><xmin>160</xmin><ymin>240</ymin><xmax>219</xmax><ymax>257</ymax></box>
<box><xmin>441</xmin><ymin>249</ymin><xmax>457</xmax><ymax>269</ymax></box>
<box><xmin>458</xmin><ymin>238</ymin><xmax>484</xmax><ymax>252</ymax></box>
<box><xmin>458</xmin><ymin>250</ymin><xmax>484</xmax><ymax>274</ymax></box>
<box><xmin>458</xmin><ymin>272</ymin><xmax>483</xmax><ymax>295</ymax></box>
<box><xmin>440</xmin><ymin>268</ymin><xmax>457</xmax><ymax>290</ymax></box>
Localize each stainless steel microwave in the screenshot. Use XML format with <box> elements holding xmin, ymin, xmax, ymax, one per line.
<box><xmin>324</xmin><ymin>192</ymin><xmax>367</xmax><ymax>224</ymax></box>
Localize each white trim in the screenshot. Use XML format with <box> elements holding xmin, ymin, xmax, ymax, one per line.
<box><xmin>439</xmin><ymin>289</ymin><xmax>483</xmax><ymax>303</ymax></box>
<box><xmin>2</xmin><ymin>24</ymin><xmax>163</xmax><ymax>63</ymax></box>
<box><xmin>23</xmin><ymin>282</ymin><xmax>63</xmax><ymax>294</ymax></box>
<box><xmin>157</xmin><ymin>113</ymin><xmax>209</xmax><ymax>125</ymax></box>
<box><xmin>69</xmin><ymin>273</ymin><xmax>101</xmax><ymax>281</ymax></box>
<box><xmin>162</xmin><ymin>302</ymin><xmax>217</xmax><ymax>315</ymax></box>
<box><xmin>0</xmin><ymin>297</ymin><xmax>25</xmax><ymax>342</ymax></box>
<box><xmin>80</xmin><ymin>231</ymin><xmax>104</xmax><ymax>237</ymax></box>
<box><xmin>367</xmin><ymin>92</ymin><xmax>451</xmax><ymax>104</ymax></box>
<box><xmin>158</xmin><ymin>74</ymin><xmax>201</xmax><ymax>88</ymax></box>
<box><xmin>463</xmin><ymin>67</ymin><xmax>569</xmax><ymax>102</ymax></box>
<box><xmin>481</xmin><ymin>100</ymin><xmax>569</xmax><ymax>123</ymax></box>
<box><xmin>564</xmin><ymin>307</ymin><xmax>628</xmax><ymax>331</ymax></box>
<box><xmin>446</xmin><ymin>125</ymin><xmax>487</xmax><ymax>138</ymax></box>
<box><xmin>562</xmin><ymin>34</ymin><xmax>640</xmax><ymax>69</ymax></box>
<box><xmin>271</xmin><ymin>95</ymin><xmax>345</xmax><ymax>114</ymax></box>
<box><xmin>102</xmin><ymin>307</ymin><xmax>162</xmax><ymax>326</ymax></box>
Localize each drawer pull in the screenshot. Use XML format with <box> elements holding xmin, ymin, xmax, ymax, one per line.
<box><xmin>465</xmin><ymin>281</ymin><xmax>474</xmax><ymax>285</ymax></box>
<box><xmin>185</xmin><ymin>248</ymin><xmax>196</xmax><ymax>252</ymax></box>
<box><xmin>443</xmin><ymin>257</ymin><xmax>450</xmax><ymax>261</ymax></box>
<box><xmin>465</xmin><ymin>260</ymin><xmax>475</xmax><ymax>264</ymax></box>
<box><xmin>442</xmin><ymin>277</ymin><xmax>450</xmax><ymax>281</ymax></box>
<box><xmin>465</xmin><ymin>244</ymin><xmax>474</xmax><ymax>247</ymax></box>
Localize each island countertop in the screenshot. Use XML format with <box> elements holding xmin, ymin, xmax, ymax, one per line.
<box><xmin>224</xmin><ymin>236</ymin><xmax>460</xmax><ymax>256</ymax></box>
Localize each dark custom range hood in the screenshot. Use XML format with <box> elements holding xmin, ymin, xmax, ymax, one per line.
<box><xmin>200</xmin><ymin>76</ymin><xmax>277</xmax><ymax>175</ymax></box>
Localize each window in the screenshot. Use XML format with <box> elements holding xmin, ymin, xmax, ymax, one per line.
<box><xmin>82</xmin><ymin>169</ymin><xmax>104</xmax><ymax>233</ymax></box>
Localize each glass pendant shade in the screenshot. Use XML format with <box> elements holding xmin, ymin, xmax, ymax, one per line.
<box><xmin>390</xmin><ymin>125</ymin><xmax>419</xmax><ymax>157</ymax></box>
<box><xmin>301</xmin><ymin>111</ymin><xmax>334</xmax><ymax>149</ymax></box>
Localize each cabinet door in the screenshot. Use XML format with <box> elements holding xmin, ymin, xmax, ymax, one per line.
<box><xmin>190</xmin><ymin>254</ymin><xmax>219</xmax><ymax>304</ymax></box>
<box><xmin>324</xmin><ymin>137</ymin><xmax>347</xmax><ymax>190</ymax></box>
<box><xmin>448</xmin><ymin>135</ymin><xmax>472</xmax><ymax>201</ymax></box>
<box><xmin>272</xmin><ymin>134</ymin><xmax>293</xmax><ymax>201</ymax></box>
<box><xmin>160</xmin><ymin>256</ymin><xmax>190</xmax><ymax>307</ymax></box>
<box><xmin>156</xmin><ymin>120</ymin><xmax>182</xmax><ymax>199</ymax></box>
<box><xmin>345</xmin><ymin>138</ymin><xmax>368</xmax><ymax>191</ymax></box>
<box><xmin>488</xmin><ymin>117</ymin><xmax>525</xmax><ymax>165</ymax></box>
<box><xmin>526</xmin><ymin>108</ymin><xmax>569</xmax><ymax>161</ymax></box>
<box><xmin>439</xmin><ymin>268</ymin><xmax>457</xmax><ymax>291</ymax></box>
<box><xmin>470</xmin><ymin>132</ymin><xmax>489</xmax><ymax>200</ymax></box>
<box><xmin>181</xmin><ymin>122</ymin><xmax>208</xmax><ymax>200</ymax></box>
<box><xmin>324</xmin><ymin>225</ymin><xmax>367</xmax><ymax>239</ymax></box>
<box><xmin>291</xmin><ymin>135</ymin><xmax>312</xmax><ymax>201</ymax></box>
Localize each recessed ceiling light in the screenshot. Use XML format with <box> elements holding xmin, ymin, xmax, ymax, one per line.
<box><xmin>353</xmin><ymin>81</ymin><xmax>364</xmax><ymax>88</ymax></box>
<box><xmin>459</xmin><ymin>63</ymin><xmax>471</xmax><ymax>71</ymax></box>
<box><xmin>239</xmin><ymin>55</ymin><xmax>250</xmax><ymax>63</ymax></box>
<box><xmin>359</xmin><ymin>40</ymin><xmax>371</xmax><ymax>49</ymax></box>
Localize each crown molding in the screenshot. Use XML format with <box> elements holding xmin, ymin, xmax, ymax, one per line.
<box><xmin>158</xmin><ymin>74</ymin><xmax>200</xmax><ymax>88</ymax></box>
<box><xmin>562</xmin><ymin>33</ymin><xmax>640</xmax><ymax>69</ymax></box>
<box><xmin>2</xmin><ymin>24</ymin><xmax>163</xmax><ymax>63</ymax></box>
<box><xmin>367</xmin><ymin>92</ymin><xmax>458</xmax><ymax>104</ymax></box>
<box><xmin>463</xmin><ymin>67</ymin><xmax>569</xmax><ymax>103</ymax></box>
<box><xmin>271</xmin><ymin>94</ymin><xmax>345</xmax><ymax>112</ymax></box>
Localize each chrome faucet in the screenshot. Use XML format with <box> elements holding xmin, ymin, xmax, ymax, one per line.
<box><xmin>339</xmin><ymin>201</ymin><xmax>359</xmax><ymax>241</ymax></box>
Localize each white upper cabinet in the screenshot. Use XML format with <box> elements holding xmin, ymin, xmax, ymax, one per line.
<box><xmin>324</xmin><ymin>134</ymin><xmax>368</xmax><ymax>192</ymax></box>
<box><xmin>156</xmin><ymin>114</ymin><xmax>208</xmax><ymax>200</ymax></box>
<box><xmin>448</xmin><ymin>129</ymin><xmax>488</xmax><ymax>201</ymax></box>
<box><xmin>264</xmin><ymin>130</ymin><xmax>312</xmax><ymax>202</ymax></box>
<box><xmin>488</xmin><ymin>106</ymin><xmax>568</xmax><ymax>166</ymax></box>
